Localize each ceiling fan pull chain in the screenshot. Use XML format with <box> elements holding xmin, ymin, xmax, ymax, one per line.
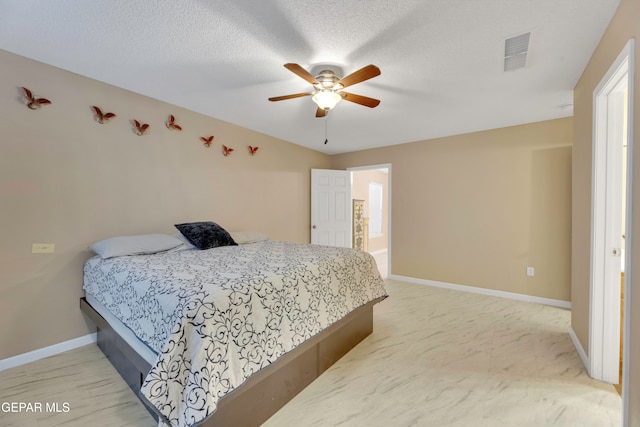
<box><xmin>324</xmin><ymin>115</ymin><xmax>328</xmax><ymax>144</ymax></box>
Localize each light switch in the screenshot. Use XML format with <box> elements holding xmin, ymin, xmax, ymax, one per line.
<box><xmin>527</xmin><ymin>267</ymin><xmax>534</xmax><ymax>277</ymax></box>
<box><xmin>32</xmin><ymin>243</ymin><xmax>55</xmax><ymax>253</ymax></box>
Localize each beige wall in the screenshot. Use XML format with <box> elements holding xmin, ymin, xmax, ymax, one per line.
<box><xmin>333</xmin><ymin>118</ymin><xmax>573</xmax><ymax>301</ymax></box>
<box><xmin>351</xmin><ymin>169</ymin><xmax>389</xmax><ymax>253</ymax></box>
<box><xmin>571</xmin><ymin>0</ymin><xmax>639</xmax><ymax>423</ymax></box>
<box><xmin>0</xmin><ymin>50</ymin><xmax>330</xmax><ymax>360</ymax></box>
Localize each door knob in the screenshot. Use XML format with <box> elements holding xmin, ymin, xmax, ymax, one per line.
<box><xmin>312</xmin><ymin>225</ymin><xmax>317</xmax><ymax>229</ymax></box>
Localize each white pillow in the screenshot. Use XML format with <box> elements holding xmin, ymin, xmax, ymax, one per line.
<box><xmin>229</xmin><ymin>231</ymin><xmax>268</xmax><ymax>244</ymax></box>
<box><xmin>92</xmin><ymin>234</ymin><xmax>183</xmax><ymax>258</ymax></box>
<box><xmin>172</xmin><ymin>233</ymin><xmax>197</xmax><ymax>250</ymax></box>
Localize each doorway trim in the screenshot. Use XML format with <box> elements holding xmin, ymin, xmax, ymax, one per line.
<box><xmin>589</xmin><ymin>38</ymin><xmax>634</xmax><ymax>390</ymax></box>
<box><xmin>620</xmin><ymin>38</ymin><xmax>635</xmax><ymax>427</ymax></box>
<box><xmin>347</xmin><ymin>163</ymin><xmax>392</xmax><ymax>277</ymax></box>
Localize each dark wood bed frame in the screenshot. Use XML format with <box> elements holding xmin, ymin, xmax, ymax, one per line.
<box><xmin>80</xmin><ymin>296</ymin><xmax>384</xmax><ymax>427</ymax></box>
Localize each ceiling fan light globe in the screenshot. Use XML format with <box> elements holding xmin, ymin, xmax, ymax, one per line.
<box><xmin>312</xmin><ymin>90</ymin><xmax>342</xmax><ymax>110</ymax></box>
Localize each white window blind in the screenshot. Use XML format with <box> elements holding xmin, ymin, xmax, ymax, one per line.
<box><xmin>368</xmin><ymin>182</ymin><xmax>383</xmax><ymax>238</ymax></box>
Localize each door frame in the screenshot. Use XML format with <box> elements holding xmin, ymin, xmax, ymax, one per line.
<box><xmin>589</xmin><ymin>38</ymin><xmax>634</xmax><ymax>397</ymax></box>
<box><xmin>347</xmin><ymin>163</ymin><xmax>392</xmax><ymax>276</ymax></box>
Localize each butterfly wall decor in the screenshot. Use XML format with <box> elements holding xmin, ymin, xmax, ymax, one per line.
<box><xmin>21</xmin><ymin>87</ymin><xmax>51</xmax><ymax>110</ymax></box>
<box><xmin>200</xmin><ymin>136</ymin><xmax>214</xmax><ymax>147</ymax></box>
<box><xmin>133</xmin><ymin>119</ymin><xmax>150</xmax><ymax>136</ymax></box>
<box><xmin>222</xmin><ymin>145</ymin><xmax>234</xmax><ymax>156</ymax></box>
<box><xmin>18</xmin><ymin>85</ymin><xmax>262</xmax><ymax>160</ymax></box>
<box><xmin>166</xmin><ymin>115</ymin><xmax>182</xmax><ymax>131</ymax></box>
<box><xmin>92</xmin><ymin>106</ymin><xmax>116</xmax><ymax>124</ymax></box>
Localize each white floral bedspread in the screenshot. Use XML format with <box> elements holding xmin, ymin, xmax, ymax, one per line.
<box><xmin>83</xmin><ymin>240</ymin><xmax>387</xmax><ymax>427</ymax></box>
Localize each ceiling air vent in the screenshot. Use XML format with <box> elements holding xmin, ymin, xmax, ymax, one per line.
<box><xmin>504</xmin><ymin>32</ymin><xmax>530</xmax><ymax>71</ymax></box>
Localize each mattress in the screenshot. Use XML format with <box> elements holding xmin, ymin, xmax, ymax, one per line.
<box><xmin>83</xmin><ymin>240</ymin><xmax>387</xmax><ymax>427</ymax></box>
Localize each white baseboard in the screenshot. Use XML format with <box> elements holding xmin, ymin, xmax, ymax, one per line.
<box><xmin>388</xmin><ymin>274</ymin><xmax>572</xmax><ymax>309</ymax></box>
<box><xmin>568</xmin><ymin>326</ymin><xmax>590</xmax><ymax>373</ymax></box>
<box><xmin>0</xmin><ymin>333</ymin><xmax>97</xmax><ymax>372</ymax></box>
<box><xmin>369</xmin><ymin>248</ymin><xmax>388</xmax><ymax>256</ymax></box>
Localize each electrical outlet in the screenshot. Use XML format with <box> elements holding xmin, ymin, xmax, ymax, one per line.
<box><xmin>527</xmin><ymin>267</ymin><xmax>534</xmax><ymax>277</ymax></box>
<box><xmin>32</xmin><ymin>243</ymin><xmax>55</xmax><ymax>254</ymax></box>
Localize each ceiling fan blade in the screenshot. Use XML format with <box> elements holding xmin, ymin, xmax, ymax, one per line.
<box><xmin>315</xmin><ymin>107</ymin><xmax>328</xmax><ymax>118</ymax></box>
<box><xmin>268</xmin><ymin>92</ymin><xmax>312</xmax><ymax>102</ymax></box>
<box><xmin>284</xmin><ymin>63</ymin><xmax>319</xmax><ymax>85</ymax></box>
<box><xmin>340</xmin><ymin>92</ymin><xmax>381</xmax><ymax>108</ymax></box>
<box><xmin>336</xmin><ymin>64</ymin><xmax>381</xmax><ymax>88</ymax></box>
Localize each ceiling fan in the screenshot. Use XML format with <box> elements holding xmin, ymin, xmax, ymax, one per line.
<box><xmin>268</xmin><ymin>63</ymin><xmax>381</xmax><ymax>117</ymax></box>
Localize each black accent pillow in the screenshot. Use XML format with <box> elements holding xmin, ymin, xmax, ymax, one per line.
<box><xmin>174</xmin><ymin>221</ymin><xmax>237</xmax><ymax>250</ymax></box>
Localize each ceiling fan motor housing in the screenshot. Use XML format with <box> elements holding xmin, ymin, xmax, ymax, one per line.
<box><xmin>314</xmin><ymin>70</ymin><xmax>343</xmax><ymax>91</ymax></box>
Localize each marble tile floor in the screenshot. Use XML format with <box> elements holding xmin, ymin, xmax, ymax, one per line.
<box><xmin>0</xmin><ymin>279</ymin><xmax>621</xmax><ymax>427</ymax></box>
<box><xmin>0</xmin><ymin>343</ymin><xmax>154</xmax><ymax>427</ymax></box>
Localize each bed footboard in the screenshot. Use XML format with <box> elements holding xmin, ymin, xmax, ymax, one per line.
<box><xmin>80</xmin><ymin>296</ymin><xmax>383</xmax><ymax>427</ymax></box>
<box><xmin>79</xmin><ymin>298</ymin><xmax>155</xmax><ymax>419</ymax></box>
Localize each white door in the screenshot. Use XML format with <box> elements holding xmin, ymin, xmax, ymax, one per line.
<box><xmin>589</xmin><ymin>39</ymin><xmax>631</xmax><ymax>384</ymax></box>
<box><xmin>311</xmin><ymin>169</ymin><xmax>352</xmax><ymax>247</ymax></box>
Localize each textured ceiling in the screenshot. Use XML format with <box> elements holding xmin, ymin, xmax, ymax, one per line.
<box><xmin>0</xmin><ymin>0</ymin><xmax>620</xmax><ymax>154</ymax></box>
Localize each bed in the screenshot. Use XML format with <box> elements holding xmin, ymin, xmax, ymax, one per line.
<box><xmin>80</xmin><ymin>228</ymin><xmax>387</xmax><ymax>427</ymax></box>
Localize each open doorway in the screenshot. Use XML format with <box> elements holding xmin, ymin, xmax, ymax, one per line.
<box><xmin>589</xmin><ymin>39</ymin><xmax>633</xmax><ymax>396</ymax></box>
<box><xmin>349</xmin><ymin>164</ymin><xmax>391</xmax><ymax>278</ymax></box>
